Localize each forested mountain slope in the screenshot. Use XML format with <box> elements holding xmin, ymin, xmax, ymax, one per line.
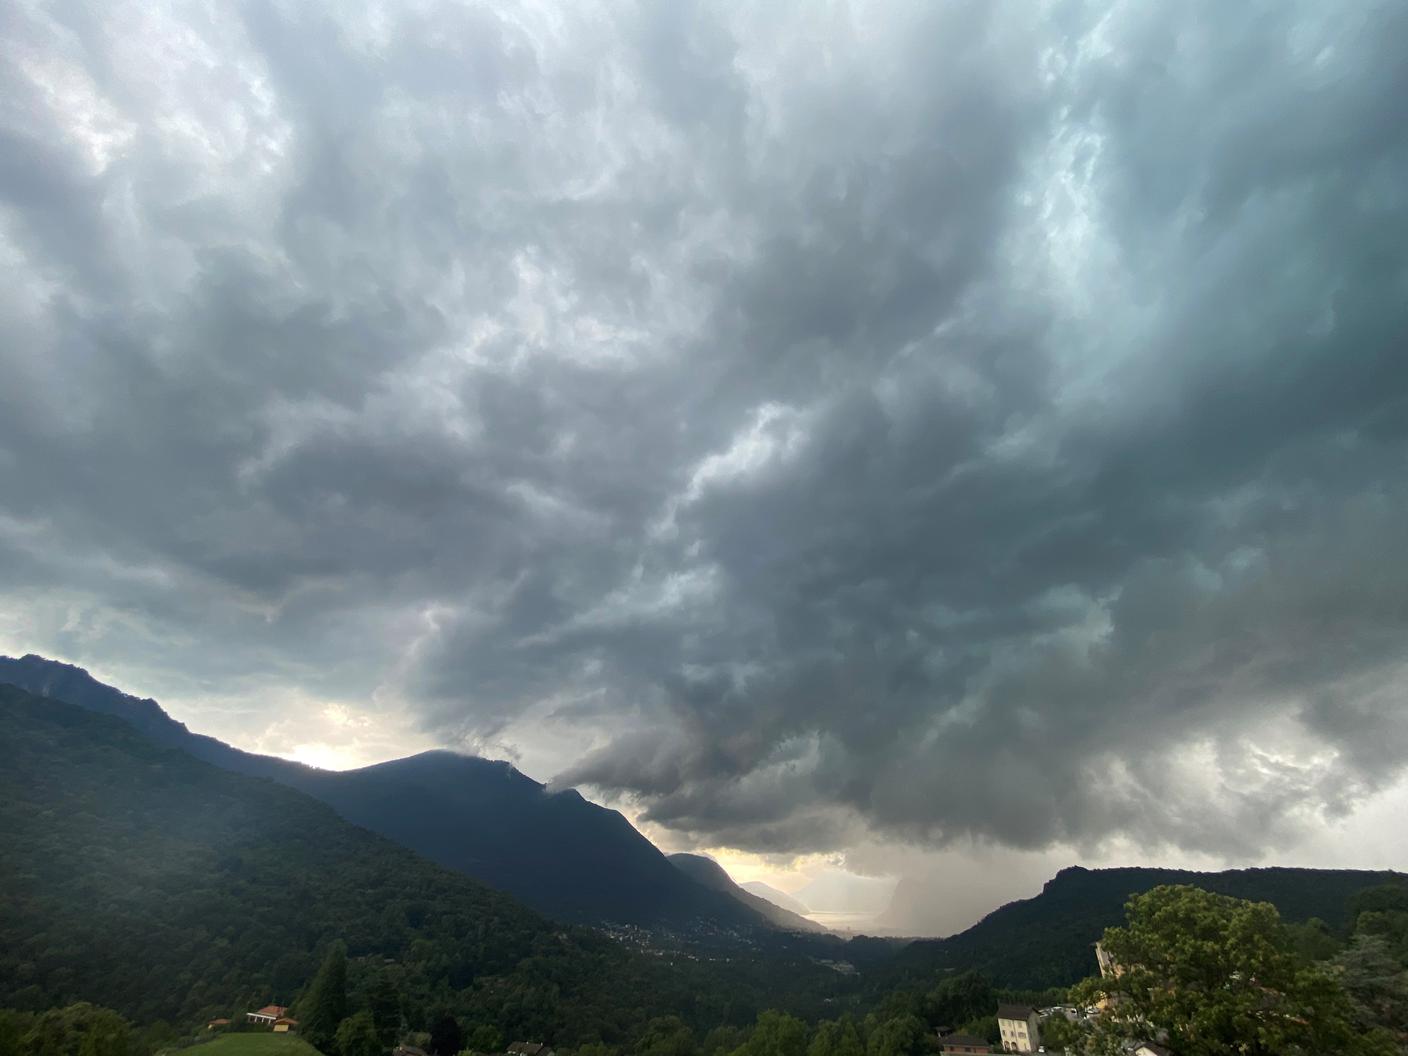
<box><xmin>880</xmin><ymin>863</ymin><xmax>1408</xmax><ymax>990</ymax></box>
<box><xmin>0</xmin><ymin>655</ymin><xmax>768</xmax><ymax>930</ymax></box>
<box><xmin>0</xmin><ymin>683</ymin><xmax>856</xmax><ymax>1039</ymax></box>
<box><xmin>667</xmin><ymin>854</ymin><xmax>825</xmax><ymax>933</ymax></box>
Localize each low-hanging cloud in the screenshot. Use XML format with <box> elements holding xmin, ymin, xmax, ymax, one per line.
<box><xmin>3</xmin><ymin>0</ymin><xmax>1408</xmax><ymax>860</ymax></box>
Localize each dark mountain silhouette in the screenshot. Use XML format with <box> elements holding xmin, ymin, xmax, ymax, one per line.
<box><xmin>0</xmin><ymin>654</ymin><xmax>771</xmax><ymax>929</ymax></box>
<box><xmin>0</xmin><ymin>682</ymin><xmax>867</xmax><ymax>1035</ymax></box>
<box><xmin>877</xmin><ymin>863</ymin><xmax>1408</xmax><ymax>990</ymax></box>
<box><xmin>7</xmin><ymin>653</ymin><xmax>1400</xmax><ymax>967</ymax></box>
<box><xmin>0</xmin><ymin>682</ymin><xmax>636</xmax><ymax>1029</ymax></box>
<box><xmin>667</xmin><ymin>853</ymin><xmax>825</xmax><ymax>933</ymax></box>
<box><xmin>741</xmin><ymin>880</ymin><xmax>811</xmax><ymax>917</ymax></box>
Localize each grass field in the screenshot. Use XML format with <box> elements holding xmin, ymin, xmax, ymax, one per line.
<box><xmin>184</xmin><ymin>1033</ymin><xmax>322</xmax><ymax>1056</ymax></box>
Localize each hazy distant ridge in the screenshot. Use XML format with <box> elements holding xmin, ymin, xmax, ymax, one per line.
<box><xmin>667</xmin><ymin>853</ymin><xmax>826</xmax><ymax>933</ymax></box>
<box><xmin>741</xmin><ymin>880</ymin><xmax>811</xmax><ymax>917</ymax></box>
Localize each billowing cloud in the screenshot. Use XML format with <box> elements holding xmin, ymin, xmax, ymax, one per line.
<box><xmin>3</xmin><ymin>0</ymin><xmax>1408</xmax><ymax>864</ymax></box>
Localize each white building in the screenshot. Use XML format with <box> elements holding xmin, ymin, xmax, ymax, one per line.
<box><xmin>995</xmin><ymin>1005</ymin><xmax>1041</xmax><ymax>1054</ymax></box>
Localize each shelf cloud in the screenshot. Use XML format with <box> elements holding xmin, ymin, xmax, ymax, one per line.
<box><xmin>4</xmin><ymin>0</ymin><xmax>1408</xmax><ymax>863</ymax></box>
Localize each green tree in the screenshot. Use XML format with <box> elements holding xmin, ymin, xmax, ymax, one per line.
<box><xmin>465</xmin><ymin>1024</ymin><xmax>504</xmax><ymax>1053</ymax></box>
<box><xmin>368</xmin><ymin>969</ymin><xmax>403</xmax><ymax>1045</ymax></box>
<box><xmin>1073</xmin><ymin>885</ymin><xmax>1390</xmax><ymax>1056</ymax></box>
<box><xmin>702</xmin><ymin>1025</ymin><xmax>747</xmax><ymax>1056</ymax></box>
<box><xmin>808</xmin><ymin>1017</ymin><xmax>864</xmax><ymax>1056</ymax></box>
<box><xmin>1284</xmin><ymin>917</ymin><xmax>1341</xmax><ymax>962</ymax></box>
<box><xmin>731</xmin><ymin>1011</ymin><xmax>808</xmax><ymax>1056</ymax></box>
<box><xmin>638</xmin><ymin>1016</ymin><xmax>698</xmax><ymax>1056</ymax></box>
<box><xmin>13</xmin><ymin>1004</ymin><xmax>133</xmax><ymax>1056</ymax></box>
<box><xmin>1350</xmin><ymin>884</ymin><xmax>1408</xmax><ymax>971</ymax></box>
<box><xmin>300</xmin><ymin>941</ymin><xmax>349</xmax><ymax>1052</ymax></box>
<box><xmin>0</xmin><ymin>1010</ymin><xmax>26</xmax><ymax>1056</ymax></box>
<box><xmin>1350</xmin><ymin>884</ymin><xmax>1408</xmax><ymax>931</ymax></box>
<box><xmin>1038</xmin><ymin>1013</ymin><xmax>1080</xmax><ymax>1053</ymax></box>
<box><xmin>924</xmin><ymin>972</ymin><xmax>993</xmax><ymax>1031</ymax></box>
<box><xmin>1335</xmin><ymin>933</ymin><xmax>1408</xmax><ymax>1042</ymax></box>
<box><xmin>864</xmin><ymin>1014</ymin><xmax>927</xmax><ymax>1056</ymax></box>
<box><xmin>336</xmin><ymin>1011</ymin><xmax>384</xmax><ymax>1056</ymax></box>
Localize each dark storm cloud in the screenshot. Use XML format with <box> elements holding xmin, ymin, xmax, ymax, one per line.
<box><xmin>3</xmin><ymin>0</ymin><xmax>1408</xmax><ymax>856</ymax></box>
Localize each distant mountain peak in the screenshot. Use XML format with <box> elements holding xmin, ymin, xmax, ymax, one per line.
<box><xmin>740</xmin><ymin>880</ymin><xmax>811</xmax><ymax>917</ymax></box>
<box><xmin>2</xmin><ymin>653</ymin><xmax>190</xmax><ymax>736</ymax></box>
<box><xmin>668</xmin><ymin>853</ymin><xmax>827</xmax><ymax>933</ymax></box>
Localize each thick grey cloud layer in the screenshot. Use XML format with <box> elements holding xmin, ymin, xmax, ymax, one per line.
<box><xmin>4</xmin><ymin>0</ymin><xmax>1408</xmax><ymax>859</ymax></box>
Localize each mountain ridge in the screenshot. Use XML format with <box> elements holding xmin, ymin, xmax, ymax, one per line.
<box><xmin>0</xmin><ymin>653</ymin><xmax>773</xmax><ymax>931</ymax></box>
<box><xmin>667</xmin><ymin>853</ymin><xmax>826</xmax><ymax>933</ymax></box>
<box><xmin>0</xmin><ymin>681</ymin><xmax>860</xmax><ymax>1035</ymax></box>
<box><xmin>877</xmin><ymin>862</ymin><xmax>1408</xmax><ymax>990</ymax></box>
<box><xmin>6</xmin><ymin>653</ymin><xmax>1402</xmax><ymax>978</ymax></box>
<box><xmin>741</xmin><ymin>881</ymin><xmax>811</xmax><ymax>917</ymax></box>
<box><xmin>0</xmin><ymin>682</ymin><xmax>615</xmax><ymax>1028</ymax></box>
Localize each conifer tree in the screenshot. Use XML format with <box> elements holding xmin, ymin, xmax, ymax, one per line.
<box><xmin>300</xmin><ymin>941</ymin><xmax>349</xmax><ymax>1052</ymax></box>
<box><xmin>429</xmin><ymin>1012</ymin><xmax>465</xmax><ymax>1056</ymax></box>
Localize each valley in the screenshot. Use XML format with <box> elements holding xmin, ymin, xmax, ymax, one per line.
<box><xmin>3</xmin><ymin>655</ymin><xmax>1407</xmax><ymax>1056</ymax></box>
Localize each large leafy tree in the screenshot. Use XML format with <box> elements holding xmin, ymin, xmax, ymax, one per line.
<box><xmin>730</xmin><ymin>1011</ymin><xmax>808</xmax><ymax>1056</ymax></box>
<box><xmin>0</xmin><ymin>1004</ymin><xmax>134</xmax><ymax>1056</ymax></box>
<box><xmin>1038</xmin><ymin>1014</ymin><xmax>1081</xmax><ymax>1052</ymax></box>
<box><xmin>863</xmin><ymin>1014</ymin><xmax>927</xmax><ymax>1056</ymax></box>
<box><xmin>637</xmin><ymin>1015</ymin><xmax>698</xmax><ymax>1056</ymax></box>
<box><xmin>465</xmin><ymin>1024</ymin><xmax>505</xmax><ymax>1053</ymax></box>
<box><xmin>1073</xmin><ymin>885</ymin><xmax>1389</xmax><ymax>1056</ymax></box>
<box><xmin>1352</xmin><ymin>885</ymin><xmax>1408</xmax><ymax>967</ymax></box>
<box><xmin>335</xmin><ymin>1011</ymin><xmax>384</xmax><ymax>1056</ymax></box>
<box><xmin>807</xmin><ymin>1016</ymin><xmax>864</xmax><ymax>1056</ymax></box>
<box><xmin>1334</xmin><ymin>934</ymin><xmax>1408</xmax><ymax>1048</ymax></box>
<box><xmin>924</xmin><ymin>972</ymin><xmax>994</xmax><ymax>1031</ymax></box>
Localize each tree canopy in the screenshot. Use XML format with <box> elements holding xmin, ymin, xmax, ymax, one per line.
<box><xmin>1073</xmin><ymin>884</ymin><xmax>1390</xmax><ymax>1056</ymax></box>
<box><xmin>299</xmin><ymin>943</ymin><xmax>348</xmax><ymax>1051</ymax></box>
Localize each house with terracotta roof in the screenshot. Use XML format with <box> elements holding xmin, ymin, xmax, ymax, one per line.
<box><xmin>938</xmin><ymin>1032</ymin><xmax>992</xmax><ymax>1054</ymax></box>
<box><xmin>273</xmin><ymin>1017</ymin><xmax>299</xmax><ymax>1033</ymax></box>
<box><xmin>247</xmin><ymin>1005</ymin><xmax>289</xmax><ymax>1026</ymax></box>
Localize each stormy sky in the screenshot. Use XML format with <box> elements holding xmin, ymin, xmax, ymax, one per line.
<box><xmin>4</xmin><ymin>0</ymin><xmax>1408</xmax><ymax>925</ymax></box>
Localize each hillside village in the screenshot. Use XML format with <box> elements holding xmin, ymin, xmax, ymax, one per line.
<box><xmin>195</xmin><ymin>893</ymin><xmax>1397</xmax><ymax>1056</ymax></box>
<box><xmin>186</xmin><ymin>929</ymin><xmax>1112</xmax><ymax>1056</ymax></box>
<box><xmin>212</xmin><ymin>991</ymin><xmax>1106</xmax><ymax>1056</ymax></box>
